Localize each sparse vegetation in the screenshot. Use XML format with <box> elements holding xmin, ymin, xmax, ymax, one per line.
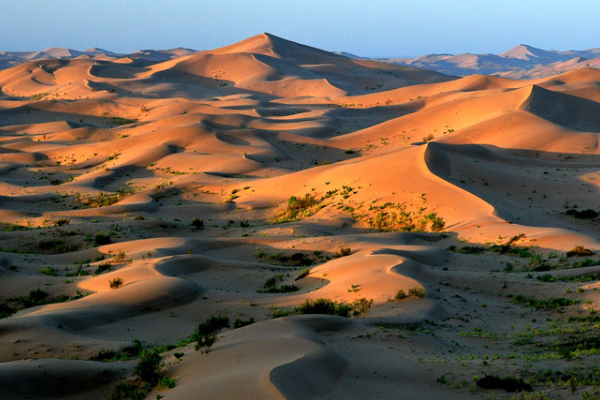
<box><xmin>192</xmin><ymin>315</ymin><xmax>230</xmax><ymax>353</ymax></box>
<box><xmin>395</xmin><ymin>287</ymin><xmax>426</xmax><ymax>300</ymax></box>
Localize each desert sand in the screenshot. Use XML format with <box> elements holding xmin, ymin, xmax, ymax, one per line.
<box><xmin>0</xmin><ymin>33</ymin><xmax>600</xmax><ymax>399</ymax></box>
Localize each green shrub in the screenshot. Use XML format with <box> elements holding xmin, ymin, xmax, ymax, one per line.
<box><xmin>193</xmin><ymin>315</ymin><xmax>230</xmax><ymax>353</ymax></box>
<box><xmin>95</xmin><ymin>231</ymin><xmax>111</xmax><ymax>245</ymax></box>
<box><xmin>233</xmin><ymin>317</ymin><xmax>255</xmax><ymax>328</ymax></box>
<box><xmin>567</xmin><ymin>246</ymin><xmax>594</xmax><ymax>257</ymax></box>
<box><xmin>135</xmin><ymin>349</ymin><xmax>162</xmax><ymax>386</ymax></box>
<box><xmin>294</xmin><ymin>298</ymin><xmax>352</xmax><ymax>317</ymax></box>
<box><xmin>295</xmin><ymin>268</ymin><xmax>310</xmax><ymax>280</ymax></box>
<box><xmin>109</xmin><ymin>278</ymin><xmax>123</xmax><ymax>289</ymax></box>
<box><xmin>40</xmin><ymin>267</ymin><xmax>58</xmax><ymax>276</ymax></box>
<box><xmin>334</xmin><ymin>248</ymin><xmax>352</xmax><ymax>257</ymax></box>
<box><xmin>190</xmin><ymin>217</ymin><xmax>204</xmax><ymax>229</ymax></box>
<box><xmin>510</xmin><ymin>294</ymin><xmax>579</xmax><ymax>310</ymax></box>
<box><xmin>395</xmin><ymin>287</ymin><xmax>425</xmax><ymax>300</ymax></box>
<box><xmin>0</xmin><ymin>303</ymin><xmax>16</xmax><ymax>319</ymax></box>
<box><xmin>476</xmin><ymin>374</ymin><xmax>532</xmax><ymax>392</ymax></box>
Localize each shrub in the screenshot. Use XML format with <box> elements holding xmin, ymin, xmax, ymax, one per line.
<box><xmin>294</xmin><ymin>298</ymin><xmax>352</xmax><ymax>317</ymax></box>
<box><xmin>567</xmin><ymin>246</ymin><xmax>594</xmax><ymax>257</ymax></box>
<box><xmin>54</xmin><ymin>218</ymin><xmax>70</xmax><ymax>226</ymax></box>
<box><xmin>0</xmin><ymin>303</ymin><xmax>16</xmax><ymax>319</ymax></box>
<box><xmin>566</xmin><ymin>209</ymin><xmax>599</xmax><ymax>219</ymax></box>
<box><xmin>135</xmin><ymin>349</ymin><xmax>162</xmax><ymax>386</ymax></box>
<box><xmin>295</xmin><ymin>268</ymin><xmax>310</xmax><ymax>281</ymax></box>
<box><xmin>157</xmin><ymin>376</ymin><xmax>176</xmax><ymax>389</ymax></box>
<box><xmin>109</xmin><ymin>278</ymin><xmax>123</xmax><ymax>289</ymax></box>
<box><xmin>193</xmin><ymin>315</ymin><xmax>230</xmax><ymax>353</ymax></box>
<box><xmin>335</xmin><ymin>248</ymin><xmax>352</xmax><ymax>257</ymax></box>
<box><xmin>95</xmin><ymin>231</ymin><xmax>112</xmax><ymax>245</ymax></box>
<box><xmin>351</xmin><ymin>298</ymin><xmax>374</xmax><ymax>317</ymax></box>
<box><xmin>190</xmin><ymin>217</ymin><xmax>204</xmax><ymax>230</ymax></box>
<box><xmin>476</xmin><ymin>374</ymin><xmax>532</xmax><ymax>392</ymax></box>
<box><xmin>395</xmin><ymin>287</ymin><xmax>425</xmax><ymax>300</ymax></box>
<box><xmin>233</xmin><ymin>317</ymin><xmax>255</xmax><ymax>328</ymax></box>
<box><xmin>40</xmin><ymin>267</ymin><xmax>58</xmax><ymax>276</ymax></box>
<box><xmin>278</xmin><ymin>194</ymin><xmax>318</xmax><ymax>221</ymax></box>
<box><xmin>510</xmin><ymin>294</ymin><xmax>578</xmax><ymax>310</ymax></box>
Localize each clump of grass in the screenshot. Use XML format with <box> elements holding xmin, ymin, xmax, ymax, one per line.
<box><xmin>109</xmin><ymin>278</ymin><xmax>123</xmax><ymax>289</ymax></box>
<box><xmin>448</xmin><ymin>245</ymin><xmax>486</xmax><ymax>255</ymax></box>
<box><xmin>277</xmin><ymin>194</ymin><xmax>319</xmax><ymax>222</ymax></box>
<box><xmin>509</xmin><ymin>294</ymin><xmax>579</xmax><ymax>310</ymax></box>
<box><xmin>476</xmin><ymin>374</ymin><xmax>532</xmax><ymax>392</ymax></box>
<box><xmin>395</xmin><ymin>287</ymin><xmax>426</xmax><ymax>300</ymax></box>
<box><xmin>258</xmin><ymin>275</ymin><xmax>299</xmax><ymax>293</ymax></box>
<box><xmin>233</xmin><ymin>317</ymin><xmax>255</xmax><ymax>328</ymax></box>
<box><xmin>190</xmin><ymin>217</ymin><xmax>204</xmax><ymax>230</ymax></box>
<box><xmin>40</xmin><ymin>267</ymin><xmax>58</xmax><ymax>276</ymax></box>
<box><xmin>95</xmin><ymin>231</ymin><xmax>111</xmax><ymax>245</ymax></box>
<box><xmin>295</xmin><ymin>268</ymin><xmax>310</xmax><ymax>281</ymax></box>
<box><xmin>334</xmin><ymin>248</ymin><xmax>352</xmax><ymax>257</ymax></box>
<box><xmin>566</xmin><ymin>209</ymin><xmax>599</xmax><ymax>219</ymax></box>
<box><xmin>294</xmin><ymin>298</ymin><xmax>352</xmax><ymax>317</ymax></box>
<box><xmin>567</xmin><ymin>246</ymin><xmax>594</xmax><ymax>257</ymax></box>
<box><xmin>192</xmin><ymin>315</ymin><xmax>230</xmax><ymax>353</ymax></box>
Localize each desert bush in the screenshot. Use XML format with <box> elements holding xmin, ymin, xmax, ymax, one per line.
<box><xmin>567</xmin><ymin>246</ymin><xmax>594</xmax><ymax>257</ymax></box>
<box><xmin>40</xmin><ymin>267</ymin><xmax>58</xmax><ymax>276</ymax></box>
<box><xmin>351</xmin><ymin>298</ymin><xmax>374</xmax><ymax>317</ymax></box>
<box><xmin>54</xmin><ymin>218</ymin><xmax>70</xmax><ymax>226</ymax></box>
<box><xmin>476</xmin><ymin>374</ymin><xmax>532</xmax><ymax>392</ymax></box>
<box><xmin>190</xmin><ymin>217</ymin><xmax>204</xmax><ymax>229</ymax></box>
<box><xmin>294</xmin><ymin>298</ymin><xmax>352</xmax><ymax>317</ymax></box>
<box><xmin>193</xmin><ymin>315</ymin><xmax>230</xmax><ymax>353</ymax></box>
<box><xmin>295</xmin><ymin>268</ymin><xmax>310</xmax><ymax>281</ymax></box>
<box><xmin>334</xmin><ymin>248</ymin><xmax>352</xmax><ymax>257</ymax></box>
<box><xmin>94</xmin><ymin>262</ymin><xmax>112</xmax><ymax>275</ymax></box>
<box><xmin>395</xmin><ymin>287</ymin><xmax>426</xmax><ymax>300</ymax></box>
<box><xmin>450</xmin><ymin>245</ymin><xmax>486</xmax><ymax>255</ymax></box>
<box><xmin>566</xmin><ymin>209</ymin><xmax>599</xmax><ymax>219</ymax></box>
<box><xmin>135</xmin><ymin>348</ymin><xmax>162</xmax><ymax>386</ymax></box>
<box><xmin>233</xmin><ymin>317</ymin><xmax>255</xmax><ymax>328</ymax></box>
<box><xmin>95</xmin><ymin>231</ymin><xmax>112</xmax><ymax>245</ymax></box>
<box><xmin>0</xmin><ymin>303</ymin><xmax>16</xmax><ymax>319</ymax></box>
<box><xmin>109</xmin><ymin>278</ymin><xmax>123</xmax><ymax>289</ymax></box>
<box><xmin>277</xmin><ymin>194</ymin><xmax>319</xmax><ymax>222</ymax></box>
<box><xmin>510</xmin><ymin>294</ymin><xmax>579</xmax><ymax>310</ymax></box>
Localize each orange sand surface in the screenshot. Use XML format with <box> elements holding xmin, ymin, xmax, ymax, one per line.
<box><xmin>1</xmin><ymin>33</ymin><xmax>600</xmax><ymax>399</ymax></box>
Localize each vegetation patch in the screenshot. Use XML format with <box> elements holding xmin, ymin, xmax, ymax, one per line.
<box><xmin>476</xmin><ymin>375</ymin><xmax>532</xmax><ymax>392</ymax></box>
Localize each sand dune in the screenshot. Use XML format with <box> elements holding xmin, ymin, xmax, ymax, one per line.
<box><xmin>0</xmin><ymin>33</ymin><xmax>600</xmax><ymax>399</ymax></box>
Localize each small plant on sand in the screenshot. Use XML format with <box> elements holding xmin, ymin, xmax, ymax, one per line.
<box><xmin>294</xmin><ymin>298</ymin><xmax>352</xmax><ymax>317</ymax></box>
<box><xmin>422</xmin><ymin>133</ymin><xmax>435</xmax><ymax>142</ymax></box>
<box><xmin>109</xmin><ymin>278</ymin><xmax>123</xmax><ymax>289</ymax></box>
<box><xmin>395</xmin><ymin>287</ymin><xmax>426</xmax><ymax>300</ymax></box>
<box><xmin>40</xmin><ymin>267</ymin><xmax>58</xmax><ymax>276</ymax></box>
<box><xmin>95</xmin><ymin>231</ymin><xmax>112</xmax><ymax>245</ymax></box>
<box><xmin>476</xmin><ymin>374</ymin><xmax>532</xmax><ymax>392</ymax></box>
<box><xmin>277</xmin><ymin>194</ymin><xmax>319</xmax><ymax>222</ymax></box>
<box><xmin>295</xmin><ymin>268</ymin><xmax>311</xmax><ymax>281</ymax></box>
<box><xmin>190</xmin><ymin>217</ymin><xmax>204</xmax><ymax>230</ymax></box>
<box><xmin>192</xmin><ymin>314</ymin><xmax>230</xmax><ymax>353</ymax></box>
<box><xmin>567</xmin><ymin>246</ymin><xmax>594</xmax><ymax>257</ymax></box>
<box><xmin>334</xmin><ymin>247</ymin><xmax>352</xmax><ymax>257</ymax></box>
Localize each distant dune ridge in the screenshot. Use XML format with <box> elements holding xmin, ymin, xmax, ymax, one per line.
<box><xmin>0</xmin><ymin>33</ymin><xmax>599</xmax><ymax>399</ymax></box>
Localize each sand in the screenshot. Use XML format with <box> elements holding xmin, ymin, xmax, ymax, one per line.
<box><xmin>0</xmin><ymin>33</ymin><xmax>599</xmax><ymax>399</ymax></box>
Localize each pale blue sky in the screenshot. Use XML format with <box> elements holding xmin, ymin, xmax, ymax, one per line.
<box><xmin>2</xmin><ymin>0</ymin><xmax>599</xmax><ymax>57</ymax></box>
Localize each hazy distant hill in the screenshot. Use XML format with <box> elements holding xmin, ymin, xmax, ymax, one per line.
<box><xmin>364</xmin><ymin>44</ymin><xmax>600</xmax><ymax>79</ymax></box>
<box><xmin>0</xmin><ymin>47</ymin><xmax>196</xmax><ymax>70</ymax></box>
